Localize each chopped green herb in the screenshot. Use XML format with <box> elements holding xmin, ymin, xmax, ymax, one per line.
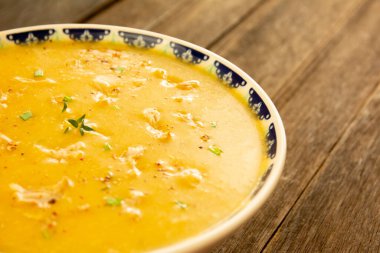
<box><xmin>82</xmin><ymin>125</ymin><xmax>94</xmax><ymax>131</ymax></box>
<box><xmin>41</xmin><ymin>229</ymin><xmax>52</xmax><ymax>239</ymax></box>
<box><xmin>104</xmin><ymin>197</ymin><xmax>122</xmax><ymax>206</ymax></box>
<box><xmin>77</xmin><ymin>114</ymin><xmax>86</xmax><ymax>123</ymax></box>
<box><xmin>19</xmin><ymin>111</ymin><xmax>33</xmax><ymax>121</ymax></box>
<box><xmin>34</xmin><ymin>69</ymin><xmax>44</xmax><ymax>77</ymax></box>
<box><xmin>66</xmin><ymin>114</ymin><xmax>95</xmax><ymax>135</ymax></box>
<box><xmin>63</xmin><ymin>96</ymin><xmax>73</xmax><ymax>102</ymax></box>
<box><xmin>208</xmin><ymin>145</ymin><xmax>223</xmax><ymax>156</ymax></box>
<box><xmin>112</xmin><ymin>105</ymin><xmax>120</xmax><ymax>110</ymax></box>
<box><xmin>62</xmin><ymin>101</ymin><xmax>68</xmax><ymax>112</ymax></box>
<box><xmin>210</xmin><ymin>121</ymin><xmax>217</xmax><ymax>128</ymax></box>
<box><xmin>115</xmin><ymin>66</ymin><xmax>125</xmax><ymax>73</ymax></box>
<box><xmin>61</xmin><ymin>96</ymin><xmax>72</xmax><ymax>113</ymax></box>
<box><xmin>64</xmin><ymin>127</ymin><xmax>70</xmax><ymax>134</ymax></box>
<box><xmin>175</xmin><ymin>200</ymin><xmax>188</xmax><ymax>209</ymax></box>
<box><xmin>68</xmin><ymin>119</ymin><xmax>78</xmax><ymax>128</ymax></box>
<box><xmin>104</xmin><ymin>143</ymin><xmax>112</xmax><ymax>151</ymax></box>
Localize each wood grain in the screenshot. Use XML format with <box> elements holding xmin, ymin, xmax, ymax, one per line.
<box><xmin>1</xmin><ymin>0</ymin><xmax>379</xmax><ymax>252</ymax></box>
<box><xmin>213</xmin><ymin>0</ymin><xmax>380</xmax><ymax>252</ymax></box>
<box><xmin>264</xmin><ymin>83</ymin><xmax>380</xmax><ymax>252</ymax></box>
<box><xmin>89</xmin><ymin>0</ymin><xmax>263</xmax><ymax>48</ymax></box>
<box><xmin>149</xmin><ymin>0</ymin><xmax>263</xmax><ymax>47</ymax></box>
<box><xmin>0</xmin><ymin>0</ymin><xmax>118</xmax><ymax>31</ymax></box>
<box><xmin>88</xmin><ymin>0</ymin><xmax>186</xmax><ymax>30</ymax></box>
<box><xmin>210</xmin><ymin>0</ymin><xmax>366</xmax><ymax>98</ymax></box>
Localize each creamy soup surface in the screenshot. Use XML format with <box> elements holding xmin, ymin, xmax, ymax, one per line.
<box><xmin>0</xmin><ymin>42</ymin><xmax>267</xmax><ymax>253</ymax></box>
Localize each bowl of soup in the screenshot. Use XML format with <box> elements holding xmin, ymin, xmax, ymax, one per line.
<box><xmin>0</xmin><ymin>24</ymin><xmax>286</xmax><ymax>253</ymax></box>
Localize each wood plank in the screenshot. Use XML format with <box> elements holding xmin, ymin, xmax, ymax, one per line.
<box><xmin>89</xmin><ymin>0</ymin><xmax>263</xmax><ymax>48</ymax></box>
<box><xmin>0</xmin><ymin>0</ymin><xmax>117</xmax><ymax>31</ymax></box>
<box><xmin>88</xmin><ymin>0</ymin><xmax>186</xmax><ymax>29</ymax></box>
<box><xmin>264</xmin><ymin>83</ymin><xmax>380</xmax><ymax>252</ymax></box>
<box><xmin>212</xmin><ymin>0</ymin><xmax>380</xmax><ymax>252</ymax></box>
<box><xmin>89</xmin><ymin>0</ymin><xmax>378</xmax><ymax>251</ymax></box>
<box><xmin>149</xmin><ymin>0</ymin><xmax>263</xmax><ymax>47</ymax></box>
<box><xmin>210</xmin><ymin>0</ymin><xmax>366</xmax><ymax>98</ymax></box>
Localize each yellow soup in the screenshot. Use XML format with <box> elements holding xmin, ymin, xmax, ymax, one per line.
<box><xmin>0</xmin><ymin>42</ymin><xmax>267</xmax><ymax>252</ymax></box>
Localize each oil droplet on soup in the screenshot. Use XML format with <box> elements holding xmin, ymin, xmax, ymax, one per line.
<box><xmin>0</xmin><ymin>42</ymin><xmax>268</xmax><ymax>252</ymax></box>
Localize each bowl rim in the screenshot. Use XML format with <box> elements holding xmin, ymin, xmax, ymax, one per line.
<box><xmin>0</xmin><ymin>23</ymin><xmax>287</xmax><ymax>253</ymax></box>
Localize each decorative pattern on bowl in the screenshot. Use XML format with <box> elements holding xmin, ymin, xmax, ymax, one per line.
<box><xmin>6</xmin><ymin>28</ymin><xmax>55</xmax><ymax>44</ymax></box>
<box><xmin>63</xmin><ymin>28</ymin><xmax>111</xmax><ymax>42</ymax></box>
<box><xmin>0</xmin><ymin>24</ymin><xmax>286</xmax><ymax>253</ymax></box>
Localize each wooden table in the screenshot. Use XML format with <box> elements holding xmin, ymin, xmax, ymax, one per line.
<box><xmin>1</xmin><ymin>0</ymin><xmax>379</xmax><ymax>252</ymax></box>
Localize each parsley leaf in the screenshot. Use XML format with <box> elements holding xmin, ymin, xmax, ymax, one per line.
<box><xmin>77</xmin><ymin>114</ymin><xmax>86</xmax><ymax>123</ymax></box>
<box><xmin>82</xmin><ymin>125</ymin><xmax>94</xmax><ymax>131</ymax></box>
<box><xmin>66</xmin><ymin>114</ymin><xmax>95</xmax><ymax>135</ymax></box>
<box><xmin>63</xmin><ymin>96</ymin><xmax>73</xmax><ymax>102</ymax></box>
<box><xmin>67</xmin><ymin>119</ymin><xmax>78</xmax><ymax>128</ymax></box>
<box><xmin>62</xmin><ymin>102</ymin><xmax>68</xmax><ymax>112</ymax></box>
<box><xmin>62</xmin><ymin>96</ymin><xmax>72</xmax><ymax>113</ymax></box>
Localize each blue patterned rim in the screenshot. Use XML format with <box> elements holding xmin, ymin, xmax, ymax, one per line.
<box><xmin>0</xmin><ymin>24</ymin><xmax>286</xmax><ymax>253</ymax></box>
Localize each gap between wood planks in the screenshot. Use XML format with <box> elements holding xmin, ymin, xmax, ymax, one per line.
<box><xmin>271</xmin><ymin>0</ymin><xmax>370</xmax><ymax>107</ymax></box>
<box><xmin>260</xmin><ymin>79</ymin><xmax>380</xmax><ymax>253</ymax></box>
<box><xmin>257</xmin><ymin>0</ymin><xmax>380</xmax><ymax>251</ymax></box>
<box><xmin>85</xmin><ymin>0</ymin><xmax>378</xmax><ymax>251</ymax></box>
<box><xmin>261</xmin><ymin>80</ymin><xmax>380</xmax><ymax>252</ymax></box>
<box><xmin>204</xmin><ymin>0</ymin><xmax>267</xmax><ymax>50</ymax></box>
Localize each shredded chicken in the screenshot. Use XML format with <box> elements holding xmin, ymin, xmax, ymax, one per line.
<box><xmin>143</xmin><ymin>108</ymin><xmax>173</xmax><ymax>140</ymax></box>
<box><xmin>156</xmin><ymin>160</ymin><xmax>203</xmax><ymax>186</ymax></box>
<box><xmin>121</xmin><ymin>201</ymin><xmax>142</xmax><ymax>219</ymax></box>
<box><xmin>92</xmin><ymin>75</ymin><xmax>124</xmax><ymax>96</ymax></box>
<box><xmin>147</xmin><ymin>66</ymin><xmax>200</xmax><ymax>90</ymax></box>
<box><xmin>175</xmin><ymin>80</ymin><xmax>200</xmax><ymax>90</ymax></box>
<box><xmin>145</xmin><ymin>125</ymin><xmax>172</xmax><ymax>140</ymax></box>
<box><xmin>113</xmin><ymin>146</ymin><xmax>145</xmax><ymax>176</ymax></box>
<box><xmin>34</xmin><ymin>142</ymin><xmax>86</xmax><ymax>163</ymax></box>
<box><xmin>148</xmin><ymin>67</ymin><xmax>167</xmax><ymax>79</ymax></box>
<box><xmin>14</xmin><ymin>76</ymin><xmax>57</xmax><ymax>84</ymax></box>
<box><xmin>127</xmin><ymin>145</ymin><xmax>145</xmax><ymax>159</ymax></box>
<box><xmin>121</xmin><ymin>200</ymin><xmax>142</xmax><ymax>218</ymax></box>
<box><xmin>9</xmin><ymin>177</ymin><xmax>74</xmax><ymax>208</ymax></box>
<box><xmin>175</xmin><ymin>169</ymin><xmax>203</xmax><ymax>186</ymax></box>
<box><xmin>130</xmin><ymin>78</ymin><xmax>147</xmax><ymax>88</ymax></box>
<box><xmin>172</xmin><ymin>112</ymin><xmax>204</xmax><ymax>128</ymax></box>
<box><xmin>78</xmin><ymin>203</ymin><xmax>91</xmax><ymax>211</ymax></box>
<box><xmin>0</xmin><ymin>132</ymin><xmax>19</xmax><ymax>151</ymax></box>
<box><xmin>143</xmin><ymin>108</ymin><xmax>160</xmax><ymax>126</ymax></box>
<box><xmin>92</xmin><ymin>91</ymin><xmax>118</xmax><ymax>104</ymax></box>
<box><xmin>171</xmin><ymin>94</ymin><xmax>197</xmax><ymax>102</ymax></box>
<box><xmin>51</xmin><ymin>95</ymin><xmax>63</xmax><ymax>104</ymax></box>
<box><xmin>160</xmin><ymin>79</ymin><xmax>176</xmax><ymax>88</ymax></box>
<box><xmin>129</xmin><ymin>189</ymin><xmax>145</xmax><ymax>200</ymax></box>
<box><xmin>0</xmin><ymin>91</ymin><xmax>8</xmax><ymax>108</ymax></box>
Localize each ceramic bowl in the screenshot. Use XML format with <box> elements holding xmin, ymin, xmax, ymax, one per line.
<box><xmin>0</xmin><ymin>24</ymin><xmax>286</xmax><ymax>253</ymax></box>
